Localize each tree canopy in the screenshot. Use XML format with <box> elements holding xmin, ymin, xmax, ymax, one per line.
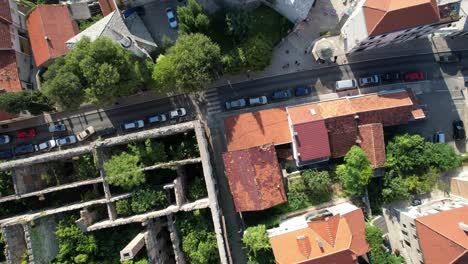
<box><xmin>365</xmin><ymin>223</ymin><xmax>405</xmax><ymax>264</ymax></box>
<box><xmin>383</xmin><ymin>134</ymin><xmax>460</xmax><ymax>203</ymax></box>
<box><xmin>0</xmin><ymin>90</ymin><xmax>53</xmax><ymax>115</ymax></box>
<box><xmin>152</xmin><ymin>33</ymin><xmax>221</xmax><ymax>93</ymax></box>
<box><xmin>336</xmin><ymin>146</ymin><xmax>373</xmax><ymax>197</ymax></box>
<box><xmin>54</xmin><ymin>217</ymin><xmax>97</xmax><ymax>263</ymax></box>
<box><xmin>177</xmin><ymin>0</ymin><xmax>210</xmax><ymax>34</ymax></box>
<box><xmin>42</xmin><ymin>37</ymin><xmax>153</xmax><ymax>110</ymax></box>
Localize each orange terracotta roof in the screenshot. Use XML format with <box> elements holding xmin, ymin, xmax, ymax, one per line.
<box><xmin>416</xmin><ymin>206</ymin><xmax>468</xmax><ymax>254</ymax></box>
<box><xmin>224</xmin><ymin>108</ymin><xmax>291</xmax><ymax>151</ymax></box>
<box><xmin>0</xmin><ymin>51</ymin><xmax>21</xmax><ymax>121</ymax></box>
<box><xmin>358</xmin><ymin>123</ymin><xmax>386</xmax><ymax>168</ymax></box>
<box><xmin>27</xmin><ymin>5</ymin><xmax>79</xmax><ymax>67</ymax></box>
<box><xmin>222</xmin><ymin>144</ymin><xmax>287</xmax><ymax>212</ymax></box>
<box><xmin>293</xmin><ymin>120</ymin><xmax>331</xmax><ymax>162</ymax></box>
<box><xmin>269</xmin><ymin>207</ymin><xmax>368</xmax><ymax>264</ymax></box>
<box><xmin>363</xmin><ymin>0</ymin><xmax>440</xmax><ymax>36</ymax></box>
<box><xmin>99</xmin><ymin>0</ymin><xmax>117</xmax><ymax>16</ymax></box>
<box><xmin>349</xmin><ymin>91</ymin><xmax>414</xmax><ymax>113</ymax></box>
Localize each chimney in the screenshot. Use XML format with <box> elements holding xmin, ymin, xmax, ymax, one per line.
<box><xmin>354</xmin><ymin>114</ymin><xmax>359</xmax><ymax>119</ymax></box>
<box><xmin>458</xmin><ymin>222</ymin><xmax>468</xmax><ymax>232</ymax></box>
<box><xmin>296</xmin><ymin>235</ymin><xmax>311</xmax><ymax>259</ymax></box>
<box><xmin>317</xmin><ymin>239</ymin><xmax>324</xmax><ymax>253</ymax></box>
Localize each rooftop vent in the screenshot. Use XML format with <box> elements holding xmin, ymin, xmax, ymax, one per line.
<box><xmin>310</xmin><ymin>109</ymin><xmax>316</xmax><ymax>115</ymax></box>
<box><xmin>317</xmin><ymin>239</ymin><xmax>324</xmax><ymax>253</ymax></box>
<box><xmin>354</xmin><ymin>114</ymin><xmax>359</xmax><ymax>119</ymax></box>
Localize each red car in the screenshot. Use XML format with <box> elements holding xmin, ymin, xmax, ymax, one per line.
<box><xmin>16</xmin><ymin>129</ymin><xmax>36</xmax><ymax>139</ymax></box>
<box><xmin>404</xmin><ymin>71</ymin><xmax>424</xmax><ymax>82</ymax></box>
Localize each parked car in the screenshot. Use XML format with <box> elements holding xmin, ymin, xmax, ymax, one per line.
<box><xmin>166</xmin><ymin>8</ymin><xmax>178</xmax><ymax>28</ymax></box>
<box><xmin>148</xmin><ymin>114</ymin><xmax>167</xmax><ymax>123</ymax></box>
<box><xmin>225</xmin><ymin>99</ymin><xmax>247</xmax><ymax>110</ymax></box>
<box><xmin>16</xmin><ymin>129</ymin><xmax>35</xmax><ymax>139</ymax></box>
<box><xmin>436</xmin><ymin>52</ymin><xmax>460</xmax><ymax>64</ymax></box>
<box><xmin>14</xmin><ymin>144</ymin><xmax>35</xmax><ymax>155</ymax></box>
<box><xmin>96</xmin><ymin>127</ymin><xmax>117</xmax><ymax>137</ymax></box>
<box><xmin>272</xmin><ymin>89</ymin><xmax>292</xmax><ymax>100</ymax></box>
<box><xmin>77</xmin><ymin>126</ymin><xmax>96</xmax><ymax>141</ymax></box>
<box><xmin>56</xmin><ymin>135</ymin><xmax>77</xmax><ymax>146</ymax></box>
<box><xmin>49</xmin><ymin>122</ymin><xmax>66</xmax><ymax>133</ymax></box>
<box><xmin>35</xmin><ymin>139</ymin><xmax>56</xmax><ymax>152</ymax></box>
<box><xmin>249</xmin><ymin>96</ymin><xmax>268</xmax><ymax>106</ymax></box>
<box><xmin>404</xmin><ymin>71</ymin><xmax>425</xmax><ymax>82</ymax></box>
<box><xmin>169</xmin><ymin>108</ymin><xmax>187</xmax><ymax>119</ymax></box>
<box><xmin>295</xmin><ymin>87</ymin><xmax>312</xmax><ymax>96</ymax></box>
<box><xmin>0</xmin><ymin>150</ymin><xmax>12</xmax><ymax>159</ymax></box>
<box><xmin>0</xmin><ymin>135</ymin><xmax>10</xmax><ymax>144</ymax></box>
<box><xmin>358</xmin><ymin>75</ymin><xmax>380</xmax><ymax>87</ymax></box>
<box><xmin>453</xmin><ymin>120</ymin><xmax>466</xmax><ymax>140</ymax></box>
<box><xmin>335</xmin><ymin>79</ymin><xmax>358</xmax><ymax>90</ymax></box>
<box><xmin>433</xmin><ymin>131</ymin><xmax>446</xmax><ymax>143</ymax></box>
<box><xmin>381</xmin><ymin>72</ymin><xmax>401</xmax><ymax>83</ymax></box>
<box><xmin>122</xmin><ymin>120</ymin><xmax>145</xmax><ymax>130</ymax></box>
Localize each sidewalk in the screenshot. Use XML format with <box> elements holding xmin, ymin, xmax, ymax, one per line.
<box><xmin>211</xmin><ymin>34</ymin><xmax>468</xmax><ymax>88</ymax></box>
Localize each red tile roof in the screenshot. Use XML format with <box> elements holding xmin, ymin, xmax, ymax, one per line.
<box><xmin>224</xmin><ymin>108</ymin><xmax>291</xmax><ymax>151</ymax></box>
<box><xmin>415</xmin><ymin>206</ymin><xmax>468</xmax><ymax>264</ymax></box>
<box><xmin>358</xmin><ymin>124</ymin><xmax>386</xmax><ymax>168</ymax></box>
<box><xmin>363</xmin><ymin>0</ymin><xmax>440</xmax><ymax>36</ymax></box>
<box><xmin>27</xmin><ymin>5</ymin><xmax>79</xmax><ymax>67</ymax></box>
<box><xmin>293</xmin><ymin>120</ymin><xmax>331</xmax><ymax>163</ymax></box>
<box><xmin>99</xmin><ymin>0</ymin><xmax>117</xmax><ymax>16</ymax></box>
<box><xmin>269</xmin><ymin>206</ymin><xmax>369</xmax><ymax>264</ymax></box>
<box><xmin>222</xmin><ymin>144</ymin><xmax>287</xmax><ymax>212</ymax></box>
<box><xmin>0</xmin><ymin>51</ymin><xmax>21</xmax><ymax>121</ymax></box>
<box><xmin>287</xmin><ymin>90</ymin><xmax>425</xmax><ymax>163</ymax></box>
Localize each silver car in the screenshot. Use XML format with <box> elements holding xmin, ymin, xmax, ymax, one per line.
<box><xmin>56</xmin><ymin>135</ymin><xmax>77</xmax><ymax>146</ymax></box>
<box><xmin>249</xmin><ymin>96</ymin><xmax>268</xmax><ymax>106</ymax></box>
<box><xmin>358</xmin><ymin>75</ymin><xmax>380</xmax><ymax>87</ymax></box>
<box><xmin>169</xmin><ymin>108</ymin><xmax>187</xmax><ymax>119</ymax></box>
<box><xmin>148</xmin><ymin>114</ymin><xmax>167</xmax><ymax>123</ymax></box>
<box><xmin>35</xmin><ymin>139</ymin><xmax>56</xmax><ymax>152</ymax></box>
<box><xmin>122</xmin><ymin>120</ymin><xmax>145</xmax><ymax>130</ymax></box>
<box><xmin>225</xmin><ymin>99</ymin><xmax>247</xmax><ymax>109</ymax></box>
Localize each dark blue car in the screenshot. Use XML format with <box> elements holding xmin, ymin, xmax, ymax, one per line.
<box><xmin>14</xmin><ymin>144</ymin><xmax>35</xmax><ymax>156</ymax></box>
<box><xmin>295</xmin><ymin>87</ymin><xmax>311</xmax><ymax>96</ymax></box>
<box><xmin>0</xmin><ymin>150</ymin><xmax>12</xmax><ymax>159</ymax></box>
<box><xmin>272</xmin><ymin>89</ymin><xmax>292</xmax><ymax>100</ymax></box>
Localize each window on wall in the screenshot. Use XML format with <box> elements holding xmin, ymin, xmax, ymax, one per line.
<box><xmin>380</xmin><ymin>34</ymin><xmax>388</xmax><ymax>38</ymax></box>
<box><xmin>403</xmin><ymin>224</ymin><xmax>407</xmax><ymax>228</ymax></box>
<box><xmin>411</xmin><ymin>223</ymin><xmax>416</xmax><ymax>229</ymax></box>
<box><xmin>405</xmin><ymin>240</ymin><xmax>411</xmax><ymax>247</ymax></box>
<box><xmin>402</xmin><ymin>230</ymin><xmax>409</xmax><ymax>236</ymax></box>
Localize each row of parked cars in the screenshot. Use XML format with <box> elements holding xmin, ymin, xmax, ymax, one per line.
<box><xmin>335</xmin><ymin>71</ymin><xmax>425</xmax><ymax>91</ymax></box>
<box><xmin>121</xmin><ymin>108</ymin><xmax>187</xmax><ymax>131</ymax></box>
<box><xmin>225</xmin><ymin>87</ymin><xmax>311</xmax><ymax>110</ymax></box>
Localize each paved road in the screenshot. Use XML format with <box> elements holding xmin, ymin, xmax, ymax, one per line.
<box><xmin>205</xmin><ymin>51</ymin><xmax>468</xmax><ymax>115</ymax></box>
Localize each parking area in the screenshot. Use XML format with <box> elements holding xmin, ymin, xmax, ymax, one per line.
<box><xmin>137</xmin><ymin>0</ymin><xmax>184</xmax><ymax>45</ymax></box>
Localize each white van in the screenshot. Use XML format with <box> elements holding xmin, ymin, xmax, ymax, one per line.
<box><xmin>335</xmin><ymin>79</ymin><xmax>358</xmax><ymax>91</ymax></box>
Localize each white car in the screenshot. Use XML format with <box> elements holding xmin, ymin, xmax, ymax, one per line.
<box><xmin>0</xmin><ymin>135</ymin><xmax>10</xmax><ymax>144</ymax></box>
<box><xmin>56</xmin><ymin>135</ymin><xmax>77</xmax><ymax>146</ymax></box>
<box><xmin>148</xmin><ymin>114</ymin><xmax>167</xmax><ymax>123</ymax></box>
<box><xmin>77</xmin><ymin>126</ymin><xmax>96</xmax><ymax>141</ymax></box>
<box><xmin>35</xmin><ymin>139</ymin><xmax>56</xmax><ymax>152</ymax></box>
<box><xmin>122</xmin><ymin>120</ymin><xmax>145</xmax><ymax>130</ymax></box>
<box><xmin>249</xmin><ymin>96</ymin><xmax>268</xmax><ymax>106</ymax></box>
<box><xmin>169</xmin><ymin>108</ymin><xmax>187</xmax><ymax>119</ymax></box>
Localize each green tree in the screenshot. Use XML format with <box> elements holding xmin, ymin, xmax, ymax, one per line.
<box><xmin>0</xmin><ymin>171</ymin><xmax>14</xmax><ymax>197</ymax></box>
<box><xmin>78</xmin><ymin>14</ymin><xmax>103</xmax><ymax>31</ymax></box>
<box><xmin>385</xmin><ymin>134</ymin><xmax>429</xmax><ymax>176</ymax></box>
<box><xmin>104</xmin><ymin>152</ymin><xmax>144</xmax><ymax>189</ymax></box>
<box><xmin>426</xmin><ymin>142</ymin><xmax>461</xmax><ymax>172</ymax></box>
<box><xmin>226</xmin><ymin>10</ymin><xmax>253</xmax><ymax>42</ymax></box>
<box><xmin>366</xmin><ymin>223</ymin><xmax>405</xmax><ymax>264</ymax></box>
<box><xmin>152</xmin><ymin>33</ymin><xmax>221</xmax><ymax>93</ymax></box>
<box><xmin>43</xmin><ymin>37</ymin><xmax>152</xmax><ymax>109</ymax></box>
<box><xmin>182</xmin><ymin>230</ymin><xmax>218</xmax><ymax>264</ymax></box>
<box><xmin>0</xmin><ymin>90</ymin><xmax>53</xmax><ymax>115</ymax></box>
<box><xmin>382</xmin><ymin>176</ymin><xmax>411</xmax><ymax>203</ymax></box>
<box><xmin>54</xmin><ymin>216</ymin><xmax>97</xmax><ymax>263</ymax></box>
<box><xmin>336</xmin><ymin>146</ymin><xmax>373</xmax><ymax>197</ymax></box>
<box><xmin>115</xmin><ymin>199</ymin><xmax>132</xmax><ymax>216</ymax></box>
<box><xmin>242</xmin><ymin>225</ymin><xmax>271</xmax><ymax>258</ymax></box>
<box><xmin>76</xmin><ymin>154</ymin><xmax>98</xmax><ymax>180</ymax></box>
<box><xmin>302</xmin><ymin>170</ymin><xmax>332</xmax><ymax>199</ymax></box>
<box><xmin>177</xmin><ymin>0</ymin><xmax>210</xmax><ymax>34</ymax></box>
<box><xmin>238</xmin><ymin>35</ymin><xmax>273</xmax><ymax>71</ymax></box>
<box><xmin>130</xmin><ymin>188</ymin><xmax>166</xmax><ymax>213</ymax></box>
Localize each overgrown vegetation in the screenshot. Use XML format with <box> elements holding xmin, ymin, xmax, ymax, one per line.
<box><xmin>286</xmin><ymin>170</ymin><xmax>333</xmax><ymax>211</ymax></box>
<box><xmin>42</xmin><ymin>37</ymin><xmax>153</xmax><ymax>110</ymax></box>
<box><xmin>175</xmin><ymin>209</ymin><xmax>219</xmax><ymax>264</ymax></box>
<box><xmin>0</xmin><ymin>90</ymin><xmax>53</xmax><ymax>115</ymax></box>
<box><xmin>382</xmin><ymin>134</ymin><xmax>460</xmax><ymax>203</ymax></box>
<box><xmin>0</xmin><ymin>171</ymin><xmax>14</xmax><ymax>197</ymax></box>
<box><xmin>78</xmin><ymin>14</ymin><xmax>104</xmax><ymax>31</ymax></box>
<box><xmin>366</xmin><ymin>223</ymin><xmax>405</xmax><ymax>264</ymax></box>
<box><xmin>115</xmin><ymin>187</ymin><xmax>167</xmax><ymax>216</ymax></box>
<box><xmin>242</xmin><ymin>225</ymin><xmax>274</xmax><ymax>264</ymax></box>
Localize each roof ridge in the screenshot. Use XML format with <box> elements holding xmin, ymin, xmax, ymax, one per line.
<box><xmin>416</xmin><ymin>216</ymin><xmax>468</xmax><ymax>249</ymax></box>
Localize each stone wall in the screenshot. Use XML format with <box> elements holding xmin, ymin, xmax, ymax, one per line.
<box><xmin>2</xmin><ymin>224</ymin><xmax>27</xmax><ymax>264</ymax></box>
<box><xmin>28</xmin><ymin>216</ymin><xmax>59</xmax><ymax>264</ymax></box>
<box><xmin>145</xmin><ymin>219</ymin><xmax>174</xmax><ymax>264</ymax></box>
